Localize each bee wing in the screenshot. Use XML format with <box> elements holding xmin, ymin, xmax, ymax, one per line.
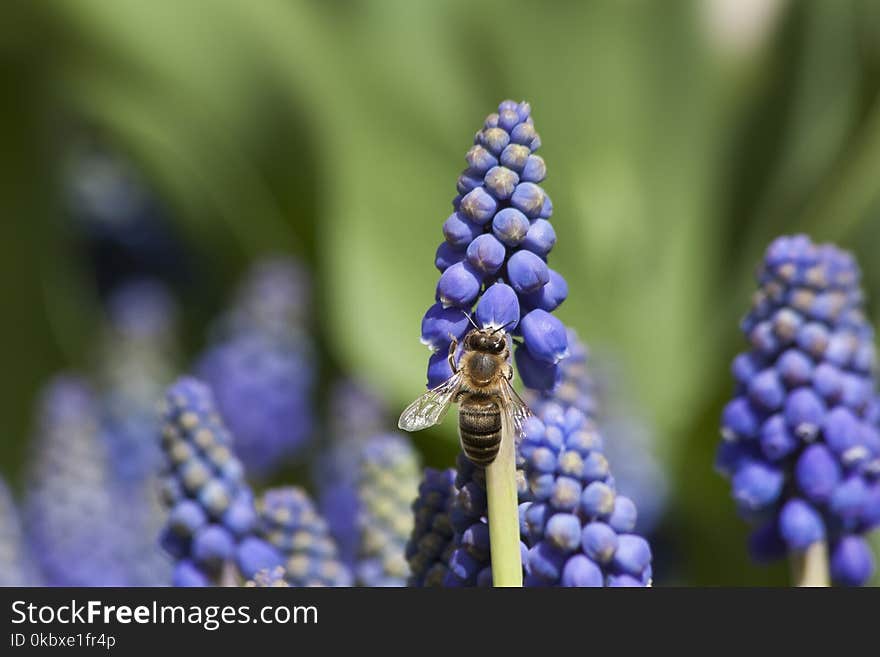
<box><xmin>398</xmin><ymin>372</ymin><xmax>463</xmax><ymax>432</ymax></box>
<box><xmin>501</xmin><ymin>377</ymin><xmax>533</xmax><ymax>440</ymax></box>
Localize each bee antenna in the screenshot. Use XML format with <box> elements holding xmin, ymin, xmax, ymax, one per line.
<box><xmin>491</xmin><ymin>320</ymin><xmax>517</xmax><ymax>335</ymax></box>
<box><xmin>462</xmin><ymin>311</ymin><xmax>480</xmax><ymax>330</ymax></box>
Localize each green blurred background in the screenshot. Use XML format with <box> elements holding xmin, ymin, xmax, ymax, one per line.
<box><xmin>3</xmin><ymin>0</ymin><xmax>880</xmax><ymax>585</ymax></box>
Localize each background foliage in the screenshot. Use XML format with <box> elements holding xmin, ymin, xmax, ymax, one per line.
<box><xmin>3</xmin><ymin>0</ymin><xmax>880</xmax><ymax>585</ymax></box>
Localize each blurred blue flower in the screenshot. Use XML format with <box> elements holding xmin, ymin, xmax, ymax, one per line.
<box><xmin>316</xmin><ymin>381</ymin><xmax>420</xmax><ymax>586</ymax></box>
<box><xmin>158</xmin><ymin>377</ymin><xmax>283</xmax><ymax>586</ymax></box>
<box><xmin>718</xmin><ymin>235</ymin><xmax>880</xmax><ymax>585</ymax></box>
<box><xmin>0</xmin><ymin>477</ymin><xmax>41</xmax><ymax>586</ymax></box>
<box><xmin>24</xmin><ymin>377</ymin><xmax>136</xmax><ymax>585</ymax></box>
<box><xmin>423</xmin><ymin>99</ymin><xmax>568</xmax><ymax>390</ymax></box>
<box><xmin>255</xmin><ymin>487</ymin><xmax>352</xmax><ymax>586</ymax></box>
<box><xmin>197</xmin><ymin>258</ymin><xmax>315</xmax><ymax>477</ymax></box>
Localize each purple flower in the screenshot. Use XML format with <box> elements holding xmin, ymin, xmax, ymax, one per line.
<box><xmin>421</xmin><ymin>100</ymin><xmax>569</xmax><ymax>392</ymax></box>
<box><xmin>158</xmin><ymin>377</ymin><xmax>282</xmax><ymax>586</ymax></box>
<box><xmin>718</xmin><ymin>235</ymin><xmax>880</xmax><ymax>585</ymax></box>
<box><xmin>196</xmin><ymin>258</ymin><xmax>315</xmax><ymax>478</ymax></box>
<box><xmin>0</xmin><ymin>478</ymin><xmax>41</xmax><ymax>586</ymax></box>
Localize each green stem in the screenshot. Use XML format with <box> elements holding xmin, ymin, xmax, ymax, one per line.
<box><xmin>789</xmin><ymin>541</ymin><xmax>830</xmax><ymax>587</ymax></box>
<box><xmin>485</xmin><ymin>413</ymin><xmax>523</xmax><ymax>587</ymax></box>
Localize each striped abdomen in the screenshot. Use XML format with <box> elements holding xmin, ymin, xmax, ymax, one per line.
<box><xmin>458</xmin><ymin>396</ymin><xmax>502</xmax><ymax>466</ymax></box>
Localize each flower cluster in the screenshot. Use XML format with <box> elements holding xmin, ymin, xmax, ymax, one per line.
<box><xmin>255</xmin><ymin>487</ymin><xmax>352</xmax><ymax>586</ymax></box>
<box><xmin>405</xmin><ymin>468</ymin><xmax>457</xmax><ymax>586</ymax></box>
<box><xmin>717</xmin><ymin>235</ymin><xmax>880</xmax><ymax>585</ymax></box>
<box><xmin>0</xmin><ymin>478</ymin><xmax>41</xmax><ymax>586</ymax></box>
<box><xmin>422</xmin><ymin>99</ymin><xmax>568</xmax><ymax>390</ymax></box>
<box><xmin>24</xmin><ymin>377</ymin><xmax>135</xmax><ymax>586</ymax></box>
<box><xmin>158</xmin><ymin>377</ymin><xmax>283</xmax><ymax>586</ymax></box>
<box><xmin>317</xmin><ymin>382</ymin><xmax>421</xmax><ymax>586</ymax></box>
<box><xmin>197</xmin><ymin>258</ymin><xmax>315</xmax><ymax>478</ymax></box>
<box><xmin>527</xmin><ymin>330</ymin><xmax>669</xmax><ymax>534</ymax></box>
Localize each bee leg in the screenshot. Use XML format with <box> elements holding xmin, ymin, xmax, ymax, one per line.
<box><xmin>448</xmin><ymin>336</ymin><xmax>459</xmax><ymax>373</ymax></box>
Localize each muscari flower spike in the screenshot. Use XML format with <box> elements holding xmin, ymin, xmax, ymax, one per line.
<box><xmin>408</xmin><ymin>350</ymin><xmax>654</xmax><ymax>587</ymax></box>
<box><xmin>158</xmin><ymin>377</ymin><xmax>283</xmax><ymax>586</ymax></box>
<box><xmin>197</xmin><ymin>258</ymin><xmax>315</xmax><ymax>478</ymax></box>
<box><xmin>717</xmin><ymin>235</ymin><xmax>880</xmax><ymax>586</ymax></box>
<box><xmin>317</xmin><ymin>381</ymin><xmax>421</xmax><ymax>586</ymax></box>
<box><xmin>422</xmin><ymin>99</ymin><xmax>569</xmax><ymax>391</ymax></box>
<box><xmin>255</xmin><ymin>487</ymin><xmax>352</xmax><ymax>587</ymax></box>
<box><xmin>0</xmin><ymin>477</ymin><xmax>41</xmax><ymax>586</ymax></box>
<box><xmin>406</xmin><ymin>468</ymin><xmax>457</xmax><ymax>586</ymax></box>
<box><xmin>24</xmin><ymin>377</ymin><xmax>135</xmax><ymax>586</ymax></box>
<box><xmin>527</xmin><ymin>330</ymin><xmax>669</xmax><ymax>534</ymax></box>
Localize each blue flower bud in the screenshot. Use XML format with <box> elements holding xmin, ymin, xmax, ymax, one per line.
<box><xmin>521</xmin><ymin>155</ymin><xmax>547</xmax><ymax>183</ymax></box>
<box><xmin>721</xmin><ymin>397</ymin><xmax>760</xmax><ymax>440</ymax></box>
<box><xmin>759</xmin><ymin>415</ymin><xmax>798</xmax><ymax>461</ymax></box>
<box><xmin>192</xmin><ymin>526</ymin><xmax>235</xmax><ymax>571</ymax></box>
<box><xmin>776</xmin><ymin>349</ymin><xmax>813</xmax><ymax>387</ymax></box>
<box><xmin>492</xmin><ymin>207</ymin><xmax>530</xmax><ymax>246</ymax></box>
<box><xmin>747</xmin><ymin>369</ymin><xmax>785</xmax><ymax>411</ymax></box>
<box><xmin>545</xmin><ymin>513</ymin><xmax>582</xmax><ymax>552</ymax></box>
<box><xmin>511</xmin><ymin>182</ymin><xmax>546</xmax><ymax>218</ymax></box>
<box><xmin>475</xmin><ymin>282</ymin><xmax>520</xmax><ymax>331</ymax></box>
<box><xmin>436</xmin><ymin>261</ymin><xmax>482</xmax><ymax>308</ymax></box>
<box><xmin>731</xmin><ymin>460</ymin><xmax>783</xmax><ymax>511</ymax></box>
<box><xmin>581</xmin><ymin>522</ymin><xmax>618</xmax><ymax>564</ymax></box>
<box><xmin>611</xmin><ymin>535</ymin><xmax>651</xmax><ymax>577</ymax></box>
<box><xmin>830</xmin><ymin>535</ymin><xmax>875</xmax><ymax>586</ymax></box>
<box><xmin>608</xmin><ymin>496</ymin><xmax>638</xmax><ymax>533</ymax></box>
<box><xmin>829</xmin><ymin>476</ymin><xmax>869</xmax><ymax>527</ymax></box>
<box><xmin>458</xmin><ymin>186</ymin><xmax>498</xmax><ymax>225</ymax></box>
<box><xmin>421</xmin><ymin>302</ymin><xmax>470</xmax><ymax>351</ymax></box>
<box><xmin>812</xmin><ymin>362</ymin><xmax>843</xmax><ymax>402</ymax></box>
<box><xmin>795</xmin><ymin>444</ymin><xmax>841</xmax><ymax>503</ymax></box>
<box><xmin>235</xmin><ymin>537</ymin><xmax>283</xmax><ymax>580</ymax></box>
<box><xmin>522</xmin><ymin>219</ymin><xmax>557</xmax><ymax>257</ymax></box>
<box><xmin>478</xmin><ymin>127</ymin><xmax>510</xmax><ymax>156</ymax></box>
<box><xmin>456</xmin><ymin>172</ymin><xmax>483</xmax><ymax>196</ymax></box>
<box><xmin>173</xmin><ymin>561</ymin><xmax>211</xmax><ymax>587</ymax></box>
<box><xmin>580</xmin><ymin>481</ymin><xmax>615</xmax><ymax>518</ymax></box>
<box><xmin>732</xmin><ymin>352</ymin><xmax>763</xmax><ymax>385</ymax></box>
<box><xmin>778</xmin><ymin>499</ymin><xmax>825</xmax><ymax>550</ymax></box>
<box><xmin>510</xmin><ymin>121</ymin><xmax>537</xmax><ymax>146</ymax></box>
<box><xmin>528</xmin><ymin>542</ymin><xmax>566</xmax><ymax>581</ymax></box>
<box><xmin>466</xmin><ymin>233</ymin><xmax>507</xmax><ymax>274</ymax></box>
<box><xmin>483</xmin><ymin>166</ymin><xmax>519</xmax><ymax>200</ymax></box>
<box><xmin>521</xmin><ymin>309</ymin><xmax>569</xmax><ymax>364</ymax></box>
<box><xmin>606</xmin><ymin>574</ymin><xmax>643</xmax><ymax>587</ymax></box>
<box><xmin>515</xmin><ymin>345</ymin><xmax>561</xmax><ymax>391</ymax></box>
<box><xmin>507</xmin><ymin>250</ymin><xmax>550</xmax><ymax>295</ymax></box>
<box><xmin>784</xmin><ymin>387</ymin><xmax>826</xmax><ymax>440</ymax></box>
<box><xmin>465</xmin><ymin>145</ymin><xmax>498</xmax><ymax>174</ymax></box>
<box><xmin>442</xmin><ymin>212</ymin><xmax>482</xmax><ymax>248</ymax></box>
<box><xmin>500</xmin><ymin>143</ymin><xmax>531</xmax><ymax>172</ymax></box>
<box><xmin>560</xmin><ymin>555</ymin><xmax>603</xmax><ymax>587</ymax></box>
<box><xmin>427</xmin><ymin>350</ymin><xmax>454</xmax><ymax>389</ymax></box>
<box><xmin>522</xmin><ymin>269</ymin><xmax>568</xmax><ymax>312</ymax></box>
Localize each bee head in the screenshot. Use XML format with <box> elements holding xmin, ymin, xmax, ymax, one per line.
<box><xmin>466</xmin><ymin>328</ymin><xmax>507</xmax><ymax>354</ymax></box>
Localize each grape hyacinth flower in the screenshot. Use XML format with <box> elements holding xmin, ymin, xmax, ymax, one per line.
<box><xmin>317</xmin><ymin>381</ymin><xmax>420</xmax><ymax>586</ymax></box>
<box><xmin>0</xmin><ymin>478</ymin><xmax>41</xmax><ymax>586</ymax></box>
<box><xmin>717</xmin><ymin>235</ymin><xmax>880</xmax><ymax>586</ymax></box>
<box><xmin>197</xmin><ymin>258</ymin><xmax>315</xmax><ymax>478</ymax></box>
<box><xmin>422</xmin><ymin>99</ymin><xmax>568</xmax><ymax>391</ymax></box>
<box><xmin>527</xmin><ymin>330</ymin><xmax>669</xmax><ymax>534</ymax></box>
<box><xmin>436</xmin><ymin>402</ymin><xmax>653</xmax><ymax>587</ymax></box>
<box><xmin>24</xmin><ymin>377</ymin><xmax>133</xmax><ymax>586</ymax></box>
<box><xmin>95</xmin><ymin>280</ymin><xmax>179</xmax><ymax>586</ymax></box>
<box><xmin>406</xmin><ymin>468</ymin><xmax>457</xmax><ymax>586</ymax></box>
<box><xmin>158</xmin><ymin>377</ymin><xmax>283</xmax><ymax>586</ymax></box>
<box><xmin>255</xmin><ymin>487</ymin><xmax>352</xmax><ymax>587</ymax></box>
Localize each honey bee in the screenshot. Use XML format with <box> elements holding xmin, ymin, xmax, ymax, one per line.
<box><xmin>398</xmin><ymin>324</ymin><xmax>531</xmax><ymax>466</ymax></box>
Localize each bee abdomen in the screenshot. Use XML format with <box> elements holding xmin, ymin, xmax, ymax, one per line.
<box><xmin>458</xmin><ymin>400</ymin><xmax>502</xmax><ymax>467</ymax></box>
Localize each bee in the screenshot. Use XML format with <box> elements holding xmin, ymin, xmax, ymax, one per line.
<box><xmin>398</xmin><ymin>323</ymin><xmax>531</xmax><ymax>466</ymax></box>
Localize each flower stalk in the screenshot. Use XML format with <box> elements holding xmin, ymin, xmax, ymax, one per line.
<box><xmin>484</xmin><ymin>414</ymin><xmax>522</xmax><ymax>587</ymax></box>
<box><xmin>790</xmin><ymin>541</ymin><xmax>830</xmax><ymax>587</ymax></box>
